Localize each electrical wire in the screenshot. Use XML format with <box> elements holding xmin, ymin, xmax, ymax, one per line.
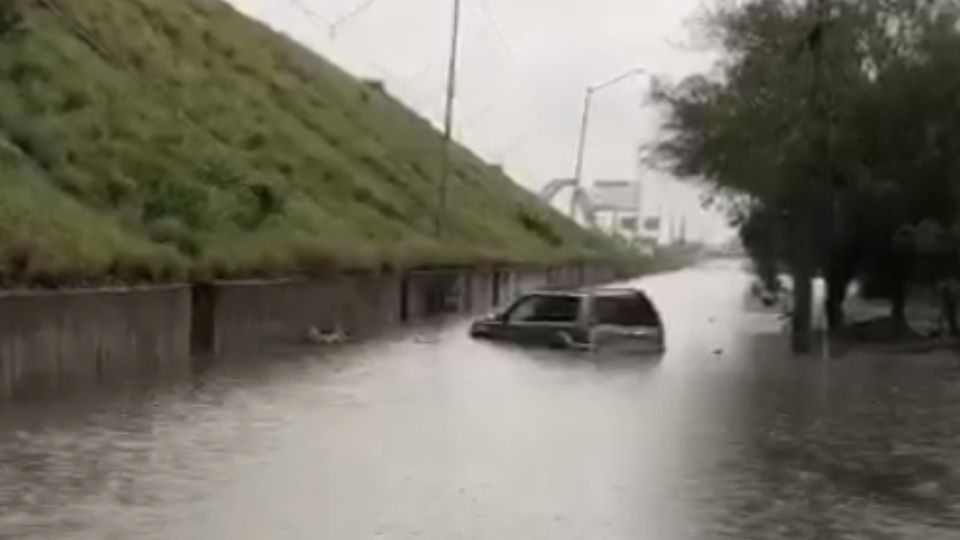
<box><xmin>282</xmin><ymin>0</ymin><xmax>400</xmax><ymax>82</ymax></box>
<box><xmin>454</xmin><ymin>0</ymin><xmax>521</xmax><ymax>132</ymax></box>
<box><xmin>281</xmin><ymin>0</ymin><xmax>520</xmax><ymax>168</ymax></box>
<box><xmin>286</xmin><ymin>0</ymin><xmax>333</xmax><ymax>31</ymax></box>
<box><xmin>476</xmin><ymin>0</ymin><xmax>516</xmax><ymax>61</ymax></box>
<box><xmin>330</xmin><ymin>0</ymin><xmax>388</xmax><ymax>38</ymax></box>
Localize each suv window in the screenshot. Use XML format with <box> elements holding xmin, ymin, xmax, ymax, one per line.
<box><xmin>508</xmin><ymin>295</ymin><xmax>581</xmax><ymax>323</ymax></box>
<box><xmin>593</xmin><ymin>293</ymin><xmax>661</xmax><ymax>327</ymax></box>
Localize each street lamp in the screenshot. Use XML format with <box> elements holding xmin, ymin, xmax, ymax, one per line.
<box><xmin>570</xmin><ymin>67</ymin><xmax>648</xmax><ymax>218</ymax></box>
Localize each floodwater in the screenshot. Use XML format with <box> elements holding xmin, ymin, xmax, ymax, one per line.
<box><xmin>2</xmin><ymin>262</ymin><xmax>960</xmax><ymax>539</ymax></box>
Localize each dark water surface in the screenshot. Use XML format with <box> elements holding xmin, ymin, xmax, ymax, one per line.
<box><xmin>2</xmin><ymin>263</ymin><xmax>960</xmax><ymax>539</ymax></box>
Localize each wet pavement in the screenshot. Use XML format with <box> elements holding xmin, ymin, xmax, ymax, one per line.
<box><xmin>2</xmin><ymin>262</ymin><xmax>960</xmax><ymax>539</ymax></box>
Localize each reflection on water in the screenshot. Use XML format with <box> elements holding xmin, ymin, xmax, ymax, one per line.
<box><xmin>2</xmin><ymin>263</ymin><xmax>960</xmax><ymax>539</ymax></box>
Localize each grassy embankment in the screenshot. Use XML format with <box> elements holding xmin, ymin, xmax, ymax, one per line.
<box><xmin>0</xmin><ymin>0</ymin><xmax>640</xmax><ymax>287</ymax></box>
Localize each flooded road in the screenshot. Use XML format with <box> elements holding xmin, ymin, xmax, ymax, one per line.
<box><xmin>2</xmin><ymin>263</ymin><xmax>960</xmax><ymax>539</ymax></box>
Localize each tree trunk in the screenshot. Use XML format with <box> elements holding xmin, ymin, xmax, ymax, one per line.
<box><xmin>889</xmin><ymin>234</ymin><xmax>913</xmax><ymax>332</ymax></box>
<box><xmin>940</xmin><ymin>281</ymin><xmax>958</xmax><ymax>337</ymax></box>
<box><xmin>825</xmin><ymin>279</ymin><xmax>846</xmax><ymax>332</ymax></box>
<box><xmin>792</xmin><ymin>262</ymin><xmax>814</xmax><ymax>354</ymax></box>
<box><xmin>824</xmin><ymin>257</ymin><xmax>851</xmax><ymax>333</ymax></box>
<box><xmin>890</xmin><ymin>275</ymin><xmax>908</xmax><ymax>330</ymax></box>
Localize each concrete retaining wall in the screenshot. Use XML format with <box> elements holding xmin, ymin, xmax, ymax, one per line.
<box><xmin>0</xmin><ymin>285</ymin><xmax>191</xmax><ymax>400</ymax></box>
<box><xmin>463</xmin><ymin>272</ymin><xmax>489</xmax><ymax>315</ymax></box>
<box><xmin>196</xmin><ymin>269</ymin><xmax>495</xmax><ymax>355</ymax></box>
<box><xmin>516</xmin><ymin>268</ymin><xmax>551</xmax><ymax>295</ymax></box>
<box><xmin>0</xmin><ymin>264</ymin><xmax>619</xmax><ymax>399</ymax></box>
<box><xmin>401</xmin><ymin>270</ymin><xmax>467</xmax><ymax>322</ymax></box>
<box><xmin>195</xmin><ymin>273</ymin><xmax>402</xmax><ymax>356</ymax></box>
<box><xmin>491</xmin><ymin>271</ymin><xmax>510</xmax><ymax>308</ymax></box>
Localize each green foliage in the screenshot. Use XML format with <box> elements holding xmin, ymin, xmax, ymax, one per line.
<box><xmin>146</xmin><ymin>216</ymin><xmax>202</xmax><ymax>258</ymax></box>
<box><xmin>233</xmin><ymin>182</ymin><xmax>284</xmax><ymax>229</ymax></box>
<box><xmin>0</xmin><ymin>1</ymin><xmax>24</xmax><ymax>41</ymax></box>
<box><xmin>517</xmin><ymin>207</ymin><xmax>563</xmax><ymax>247</ymax></box>
<box><xmin>657</xmin><ymin>0</ymin><xmax>960</xmax><ymax>286</ymax></box>
<box><xmin>143</xmin><ymin>179</ymin><xmax>209</xmax><ymax>228</ymax></box>
<box><xmin>0</xmin><ymin>168</ymin><xmax>186</xmax><ymax>286</ymax></box>
<box><xmin>195</xmin><ymin>159</ymin><xmax>242</xmax><ymax>189</ymax></box>
<box><xmin>0</xmin><ymin>0</ymin><xmax>620</xmax><ymax>285</ymax></box>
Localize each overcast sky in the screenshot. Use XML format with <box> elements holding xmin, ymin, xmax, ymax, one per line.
<box><xmin>226</xmin><ymin>0</ymin><xmax>731</xmax><ymax>242</ymax></box>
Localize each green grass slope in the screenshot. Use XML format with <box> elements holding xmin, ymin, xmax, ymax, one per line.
<box><xmin>0</xmin><ymin>0</ymin><xmax>620</xmax><ymax>285</ymax></box>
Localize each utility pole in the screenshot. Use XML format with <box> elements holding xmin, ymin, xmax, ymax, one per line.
<box><xmin>633</xmin><ymin>159</ymin><xmax>644</xmax><ymax>242</ymax></box>
<box><xmin>435</xmin><ymin>0</ymin><xmax>463</xmax><ymax>239</ymax></box>
<box><xmin>570</xmin><ymin>68</ymin><xmax>646</xmax><ymax>221</ymax></box>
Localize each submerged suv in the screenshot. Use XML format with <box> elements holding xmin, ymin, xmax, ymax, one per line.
<box><xmin>470</xmin><ymin>288</ymin><xmax>665</xmax><ymax>353</ymax></box>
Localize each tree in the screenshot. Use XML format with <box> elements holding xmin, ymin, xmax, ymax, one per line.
<box><xmin>838</xmin><ymin>3</ymin><xmax>960</xmax><ymax>327</ymax></box>
<box><xmin>655</xmin><ymin>0</ymin><xmax>845</xmax><ymax>351</ymax></box>
<box><xmin>655</xmin><ymin>0</ymin><xmax>960</xmax><ymax>345</ymax></box>
<box><xmin>0</xmin><ymin>1</ymin><xmax>24</xmax><ymax>41</ymax></box>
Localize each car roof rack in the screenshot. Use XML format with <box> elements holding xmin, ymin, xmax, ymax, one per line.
<box><xmin>582</xmin><ymin>286</ymin><xmax>643</xmax><ymax>295</ymax></box>
<box><xmin>527</xmin><ymin>288</ymin><xmax>587</xmax><ymax>296</ymax></box>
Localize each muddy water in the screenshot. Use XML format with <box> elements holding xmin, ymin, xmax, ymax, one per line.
<box><xmin>2</xmin><ymin>262</ymin><xmax>959</xmax><ymax>539</ymax></box>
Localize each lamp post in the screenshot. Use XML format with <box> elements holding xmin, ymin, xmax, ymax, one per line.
<box><xmin>570</xmin><ymin>68</ymin><xmax>647</xmax><ymax>218</ymax></box>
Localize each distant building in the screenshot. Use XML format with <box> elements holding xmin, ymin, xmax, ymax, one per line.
<box><xmin>590</xmin><ymin>180</ymin><xmax>642</xmax><ymax>238</ymax></box>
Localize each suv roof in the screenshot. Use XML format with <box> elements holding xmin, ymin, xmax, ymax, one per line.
<box><xmin>526</xmin><ymin>287</ymin><xmax>647</xmax><ymax>297</ymax></box>
<box><xmin>588</xmin><ymin>287</ymin><xmax>646</xmax><ymax>295</ymax></box>
<box><xmin>525</xmin><ymin>289</ymin><xmax>588</xmax><ymax>297</ymax></box>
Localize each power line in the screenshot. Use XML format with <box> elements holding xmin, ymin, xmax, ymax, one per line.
<box><xmin>461</xmin><ymin>100</ymin><xmax>497</xmax><ymax>128</ymax></box>
<box><xmin>282</xmin><ymin>0</ymin><xmax>412</xmax><ymax>86</ymax></box>
<box><xmin>286</xmin><ymin>0</ymin><xmax>333</xmax><ymax>32</ymax></box>
<box><xmin>280</xmin><ymin>0</ymin><xmax>517</xmax><ymax>228</ymax></box>
<box><xmin>285</xmin><ymin>0</ymin><xmax>392</xmax><ymax>40</ymax></box>
<box><xmin>447</xmin><ymin>0</ymin><xmax>519</xmax><ymax>139</ymax></box>
<box><xmin>331</xmin><ymin>0</ymin><xmax>389</xmax><ymax>38</ymax></box>
<box><xmin>476</xmin><ymin>0</ymin><xmax>516</xmax><ymax>61</ymax></box>
<box><xmin>459</xmin><ymin>81</ymin><xmax>517</xmax><ymax>130</ymax></box>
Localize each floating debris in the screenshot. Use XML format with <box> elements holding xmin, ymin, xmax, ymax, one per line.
<box><xmin>305</xmin><ymin>326</ymin><xmax>349</xmax><ymax>346</ymax></box>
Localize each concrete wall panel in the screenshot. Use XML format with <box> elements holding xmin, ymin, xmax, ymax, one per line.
<box><xmin>0</xmin><ymin>286</ymin><xmax>190</xmax><ymax>400</ymax></box>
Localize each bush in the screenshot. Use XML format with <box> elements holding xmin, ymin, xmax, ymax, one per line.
<box><xmin>233</xmin><ymin>182</ymin><xmax>284</xmax><ymax>229</ymax></box>
<box><xmin>196</xmin><ymin>159</ymin><xmax>242</xmax><ymax>189</ymax></box>
<box><xmin>3</xmin><ymin>117</ymin><xmax>61</xmax><ymax>170</ymax></box>
<box><xmin>7</xmin><ymin>60</ymin><xmax>46</xmax><ymax>85</ymax></box>
<box><xmin>517</xmin><ymin>207</ymin><xmax>563</xmax><ymax>247</ymax></box>
<box><xmin>52</xmin><ymin>168</ymin><xmax>96</xmax><ymax>199</ymax></box>
<box><xmin>60</xmin><ymin>88</ymin><xmax>90</xmax><ymax>112</ymax></box>
<box><xmin>147</xmin><ymin>216</ymin><xmax>202</xmax><ymax>257</ymax></box>
<box><xmin>0</xmin><ymin>2</ymin><xmax>24</xmax><ymax>42</ymax></box>
<box><xmin>0</xmin><ymin>139</ymin><xmax>22</xmax><ymax>167</ymax></box>
<box><xmin>243</xmin><ymin>131</ymin><xmax>267</xmax><ymax>151</ymax></box>
<box><xmin>143</xmin><ymin>179</ymin><xmax>209</xmax><ymax>228</ymax></box>
<box><xmin>101</xmin><ymin>174</ymin><xmax>137</xmax><ymax>207</ymax></box>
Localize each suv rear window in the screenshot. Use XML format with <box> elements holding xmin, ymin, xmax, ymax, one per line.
<box><xmin>593</xmin><ymin>293</ymin><xmax>661</xmax><ymax>327</ymax></box>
